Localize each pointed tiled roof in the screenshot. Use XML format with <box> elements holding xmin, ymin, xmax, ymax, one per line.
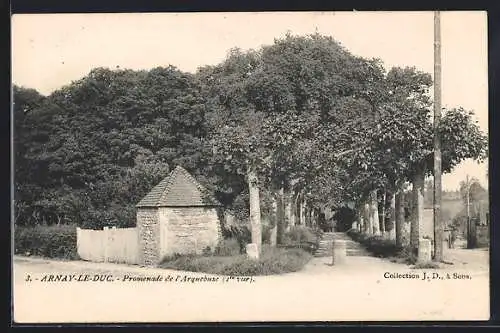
<box><xmin>136</xmin><ymin>165</ymin><xmax>222</xmax><ymax>208</ymax></box>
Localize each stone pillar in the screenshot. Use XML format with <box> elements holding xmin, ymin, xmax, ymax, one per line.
<box><xmin>332</xmin><ymin>239</ymin><xmax>347</xmax><ymax>265</ymax></box>
<box><xmin>246</xmin><ymin>243</ymin><xmax>259</xmax><ymax>260</ymax></box>
<box><xmin>418</xmin><ymin>238</ymin><xmax>432</xmax><ymax>263</ymax></box>
<box><xmin>137</xmin><ymin>208</ymin><xmax>160</xmax><ymax>266</ymax></box>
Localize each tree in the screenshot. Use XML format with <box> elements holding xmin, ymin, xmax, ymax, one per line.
<box><xmin>14</xmin><ymin>66</ymin><xmax>210</xmax><ymax>228</ymax></box>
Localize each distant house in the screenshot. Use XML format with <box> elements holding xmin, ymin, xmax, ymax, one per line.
<box><xmin>136</xmin><ymin>165</ymin><xmax>223</xmax><ymax>266</ymax></box>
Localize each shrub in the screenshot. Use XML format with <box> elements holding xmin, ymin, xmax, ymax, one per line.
<box><xmin>14</xmin><ymin>224</ymin><xmax>78</xmax><ymax>260</ymax></box>
<box><xmin>346</xmin><ymin>229</ymin><xmax>413</xmax><ymax>262</ymax></box>
<box><xmin>214</xmin><ymin>238</ymin><xmax>242</xmax><ymax>256</ymax></box>
<box><xmin>159</xmin><ymin>245</ymin><xmax>312</xmax><ymax>276</ymax></box>
<box><xmin>283</xmin><ymin>226</ymin><xmax>317</xmax><ymax>244</ymax></box>
<box><xmin>222</xmin><ymin>225</ymin><xmax>252</xmax><ymax>253</ymax></box>
<box><xmin>281</xmin><ymin>226</ymin><xmax>319</xmax><ymax>254</ymax></box>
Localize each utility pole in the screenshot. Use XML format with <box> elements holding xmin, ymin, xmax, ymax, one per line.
<box><xmin>433</xmin><ymin>11</ymin><xmax>444</xmax><ymax>262</ymax></box>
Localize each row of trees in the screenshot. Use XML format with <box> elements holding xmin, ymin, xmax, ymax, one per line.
<box><xmin>14</xmin><ymin>33</ymin><xmax>487</xmax><ymax>257</ymax></box>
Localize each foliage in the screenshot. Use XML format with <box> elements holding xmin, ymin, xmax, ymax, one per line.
<box><xmin>214</xmin><ymin>238</ymin><xmax>242</xmax><ymax>256</ymax></box>
<box><xmin>333</xmin><ymin>207</ymin><xmax>357</xmax><ymax>231</ymax></box>
<box><xmin>282</xmin><ymin>226</ymin><xmax>318</xmax><ymax>244</ymax></box>
<box><xmin>14</xmin><ymin>224</ymin><xmax>78</xmax><ymax>259</ymax></box>
<box><xmin>14</xmin><ymin>66</ymin><xmax>212</xmax><ymax>228</ymax></box>
<box><xmin>459</xmin><ymin>176</ymin><xmax>488</xmax><ymax>206</ymax></box>
<box><xmin>14</xmin><ymin>32</ymin><xmax>488</xmax><ymax>240</ymax></box>
<box><xmin>280</xmin><ymin>226</ymin><xmax>319</xmax><ymax>253</ymax></box>
<box><xmin>347</xmin><ymin>230</ymin><xmax>400</xmax><ymax>258</ymax></box>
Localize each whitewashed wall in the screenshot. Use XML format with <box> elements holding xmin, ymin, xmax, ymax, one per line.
<box><xmin>77</xmin><ymin>226</ymin><xmax>139</xmax><ymax>265</ymax></box>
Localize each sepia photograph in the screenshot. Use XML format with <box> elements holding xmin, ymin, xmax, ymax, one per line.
<box><xmin>12</xmin><ymin>11</ymin><xmax>489</xmax><ymax>323</ymax></box>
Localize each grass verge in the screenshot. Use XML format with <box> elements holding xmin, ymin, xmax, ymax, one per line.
<box><xmin>159</xmin><ymin>244</ymin><xmax>312</xmax><ymax>276</ymax></box>
<box><xmin>347</xmin><ymin>229</ymin><xmax>419</xmax><ymax>265</ymax></box>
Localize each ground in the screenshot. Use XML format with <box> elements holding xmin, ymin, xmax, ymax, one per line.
<box><xmin>13</xmin><ymin>241</ymin><xmax>489</xmax><ymax>323</ymax></box>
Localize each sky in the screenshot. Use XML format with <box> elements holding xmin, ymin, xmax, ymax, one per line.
<box><xmin>11</xmin><ymin>11</ymin><xmax>489</xmax><ymax>191</ymax></box>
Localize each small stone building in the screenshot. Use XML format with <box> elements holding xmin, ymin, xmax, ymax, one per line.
<box><xmin>136</xmin><ymin>165</ymin><xmax>223</xmax><ymax>266</ymax></box>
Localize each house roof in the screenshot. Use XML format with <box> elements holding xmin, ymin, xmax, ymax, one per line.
<box><xmin>136</xmin><ymin>165</ymin><xmax>222</xmax><ymax>208</ymax></box>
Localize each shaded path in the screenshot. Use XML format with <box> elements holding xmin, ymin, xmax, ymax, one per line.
<box><xmin>315</xmin><ymin>232</ymin><xmax>370</xmax><ymax>257</ymax></box>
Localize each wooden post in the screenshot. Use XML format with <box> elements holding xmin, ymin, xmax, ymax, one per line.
<box><xmin>433</xmin><ymin>10</ymin><xmax>444</xmax><ymax>262</ymax></box>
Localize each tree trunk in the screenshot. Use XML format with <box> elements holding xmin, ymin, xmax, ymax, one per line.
<box><xmin>388</xmin><ymin>192</ymin><xmax>396</xmax><ymax>240</ymax></box>
<box><xmin>276</xmin><ymin>187</ymin><xmax>285</xmax><ymax>245</ymax></box>
<box><xmin>308</xmin><ymin>205</ymin><xmax>313</xmax><ymax>227</ymax></box>
<box><xmin>299</xmin><ymin>196</ymin><xmax>306</xmax><ymax>226</ymax></box>
<box><xmin>364</xmin><ymin>201</ymin><xmax>372</xmax><ymax>235</ymax></box>
<box><xmin>395</xmin><ymin>186</ymin><xmax>409</xmax><ymax>247</ymax></box>
<box><xmin>293</xmin><ymin>191</ymin><xmax>300</xmax><ymax>227</ymax></box>
<box><xmin>270</xmin><ymin>194</ymin><xmax>278</xmax><ymax>247</ymax></box>
<box><xmin>370</xmin><ymin>190</ymin><xmax>381</xmax><ymax>236</ymax></box>
<box><xmin>358</xmin><ymin>206</ymin><xmax>365</xmax><ymax>233</ymax></box>
<box><xmin>247</xmin><ymin>166</ymin><xmax>262</xmax><ymax>253</ymax></box>
<box><xmin>284</xmin><ymin>188</ymin><xmax>293</xmax><ymax>232</ymax></box>
<box><xmin>304</xmin><ymin>203</ymin><xmax>309</xmax><ymax>227</ymax></box>
<box><xmin>411</xmin><ymin>167</ymin><xmax>425</xmax><ymax>255</ymax></box>
<box><xmin>380</xmin><ymin>190</ymin><xmax>386</xmax><ymax>236</ymax></box>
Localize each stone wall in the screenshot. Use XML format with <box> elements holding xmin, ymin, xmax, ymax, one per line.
<box><xmin>161</xmin><ymin>207</ymin><xmax>222</xmax><ymax>256</ymax></box>
<box><xmin>136</xmin><ymin>208</ymin><xmax>160</xmax><ymax>266</ymax></box>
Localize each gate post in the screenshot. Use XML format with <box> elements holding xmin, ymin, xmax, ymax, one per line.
<box><xmin>104</xmin><ymin>226</ymin><xmax>109</xmax><ymax>263</ymax></box>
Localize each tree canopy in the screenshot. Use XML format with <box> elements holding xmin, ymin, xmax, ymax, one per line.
<box><xmin>13</xmin><ymin>33</ymin><xmax>488</xmax><ymax>234</ymax></box>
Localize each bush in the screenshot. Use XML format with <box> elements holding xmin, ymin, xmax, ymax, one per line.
<box><xmin>281</xmin><ymin>226</ymin><xmax>320</xmax><ymax>253</ymax></box>
<box><xmin>14</xmin><ymin>224</ymin><xmax>78</xmax><ymax>259</ymax></box>
<box><xmin>159</xmin><ymin>245</ymin><xmax>312</xmax><ymax>276</ymax></box>
<box><xmin>222</xmin><ymin>225</ymin><xmax>252</xmax><ymax>253</ymax></box>
<box><xmin>214</xmin><ymin>238</ymin><xmax>242</xmax><ymax>256</ymax></box>
<box><xmin>283</xmin><ymin>226</ymin><xmax>318</xmax><ymax>244</ymax></box>
<box><xmin>346</xmin><ymin>229</ymin><xmax>415</xmax><ymax>262</ymax></box>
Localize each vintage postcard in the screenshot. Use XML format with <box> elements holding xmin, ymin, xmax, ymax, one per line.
<box><xmin>12</xmin><ymin>11</ymin><xmax>489</xmax><ymax>323</ymax></box>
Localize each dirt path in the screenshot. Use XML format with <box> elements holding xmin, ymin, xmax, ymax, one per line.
<box><xmin>13</xmin><ymin>253</ymin><xmax>489</xmax><ymax>323</ymax></box>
